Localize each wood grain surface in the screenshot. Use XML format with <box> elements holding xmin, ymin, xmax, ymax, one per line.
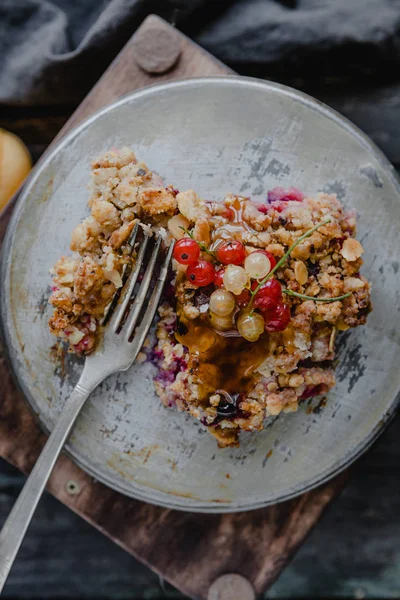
<box><xmin>0</xmin><ymin>15</ymin><xmax>350</xmax><ymax>600</ymax></box>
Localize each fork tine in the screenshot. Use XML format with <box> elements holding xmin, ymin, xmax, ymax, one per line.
<box><xmin>101</xmin><ymin>223</ymin><xmax>141</xmax><ymax>326</ymax></box>
<box><xmin>122</xmin><ymin>235</ymin><xmax>163</xmax><ymax>341</ymax></box>
<box><xmin>128</xmin><ymin>241</ymin><xmax>175</xmax><ymax>360</ymax></box>
<box><xmin>127</xmin><ymin>221</ymin><xmax>140</xmax><ymax>248</ymax></box>
<box><xmin>110</xmin><ymin>229</ymin><xmax>150</xmax><ymax>332</ymax></box>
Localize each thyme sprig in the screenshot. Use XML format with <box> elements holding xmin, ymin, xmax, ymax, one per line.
<box><xmin>283</xmin><ymin>290</ymin><xmax>351</xmax><ymax>303</ymax></box>
<box><xmin>248</xmin><ymin>217</ymin><xmax>332</xmax><ymax>308</ymax></box>
<box><xmin>179</xmin><ymin>226</ymin><xmax>216</xmax><ymax>258</ymax></box>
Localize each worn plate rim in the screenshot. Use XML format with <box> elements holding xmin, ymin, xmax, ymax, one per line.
<box><xmin>1</xmin><ymin>75</ymin><xmax>400</xmax><ymax>513</ymax></box>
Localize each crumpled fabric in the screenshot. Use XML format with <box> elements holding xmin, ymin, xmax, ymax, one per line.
<box><xmin>1</xmin><ymin>0</ymin><xmax>400</xmax><ymax>105</ymax></box>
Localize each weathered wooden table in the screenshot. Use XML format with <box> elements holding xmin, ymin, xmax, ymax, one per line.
<box><xmin>1</xmin><ymin>14</ymin><xmax>399</xmax><ymax>600</ymax></box>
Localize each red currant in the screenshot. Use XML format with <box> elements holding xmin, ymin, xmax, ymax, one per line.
<box><xmin>216</xmin><ymin>240</ymin><xmax>246</xmax><ymax>265</ymax></box>
<box><xmin>267</xmin><ymin>187</ymin><xmax>305</xmax><ymax>203</ymax></box>
<box><xmin>234</xmin><ymin>289</ymin><xmax>251</xmax><ymax>308</ymax></box>
<box><xmin>263</xmin><ymin>302</ymin><xmax>291</xmax><ymax>332</ymax></box>
<box><xmin>173</xmin><ymin>238</ymin><xmax>200</xmax><ymax>265</ymax></box>
<box><xmin>254</xmin><ymin>203</ymin><xmax>269</xmax><ymax>215</ymax></box>
<box><xmin>214</xmin><ymin>267</ymin><xmax>225</xmax><ymax>288</ymax></box>
<box><xmin>224</xmin><ymin>207</ymin><xmax>235</xmax><ymax>221</ymax></box>
<box><xmin>253</xmin><ymin>278</ymin><xmax>282</xmax><ymax>312</ymax></box>
<box><xmin>187</xmin><ymin>260</ymin><xmax>215</xmax><ymax>287</ymax></box>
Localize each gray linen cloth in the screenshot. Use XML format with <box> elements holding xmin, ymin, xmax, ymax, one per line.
<box><xmin>1</xmin><ymin>0</ymin><xmax>400</xmax><ymax>105</ymax></box>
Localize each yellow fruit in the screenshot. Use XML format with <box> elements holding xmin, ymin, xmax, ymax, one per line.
<box><xmin>209</xmin><ymin>289</ymin><xmax>236</xmax><ymax>316</ymax></box>
<box><xmin>209</xmin><ymin>310</ymin><xmax>234</xmax><ymax>331</ymax></box>
<box><xmin>223</xmin><ymin>264</ymin><xmax>248</xmax><ymax>295</ymax></box>
<box><xmin>244</xmin><ymin>251</ymin><xmax>272</xmax><ymax>279</ymax></box>
<box><xmin>237</xmin><ymin>309</ymin><xmax>264</xmax><ymax>342</ymax></box>
<box><xmin>0</xmin><ymin>129</ymin><xmax>32</xmax><ymax>211</ymax></box>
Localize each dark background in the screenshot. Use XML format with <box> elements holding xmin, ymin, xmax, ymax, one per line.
<box><xmin>1</xmin><ymin>0</ymin><xmax>400</xmax><ymax>598</ymax></box>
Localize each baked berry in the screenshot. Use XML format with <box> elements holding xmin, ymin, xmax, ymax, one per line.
<box><xmin>267</xmin><ymin>186</ymin><xmax>305</xmax><ymax>203</ymax></box>
<box><xmin>255</xmin><ymin>203</ymin><xmax>269</xmax><ymax>215</ymax></box>
<box><xmin>214</xmin><ymin>267</ymin><xmax>225</xmax><ymax>288</ymax></box>
<box><xmin>187</xmin><ymin>260</ymin><xmax>215</xmax><ymax>287</ymax></box>
<box><xmin>263</xmin><ymin>302</ymin><xmax>291</xmax><ymax>332</ymax></box>
<box><xmin>216</xmin><ymin>240</ymin><xmax>246</xmax><ymax>265</ymax></box>
<box><xmin>173</xmin><ymin>238</ymin><xmax>200</xmax><ymax>265</ymax></box>
<box><xmin>234</xmin><ymin>289</ymin><xmax>251</xmax><ymax>308</ymax></box>
<box><xmin>253</xmin><ymin>279</ymin><xmax>282</xmax><ymax>312</ymax></box>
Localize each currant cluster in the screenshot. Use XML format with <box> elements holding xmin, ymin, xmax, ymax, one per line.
<box><xmin>173</xmin><ymin>237</ymin><xmax>290</xmax><ymax>341</ymax></box>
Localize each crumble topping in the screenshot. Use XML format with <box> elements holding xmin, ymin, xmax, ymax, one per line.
<box><xmin>49</xmin><ymin>148</ymin><xmax>372</xmax><ymax>447</ymax></box>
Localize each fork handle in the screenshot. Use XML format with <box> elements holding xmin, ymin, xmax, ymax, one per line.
<box><xmin>0</xmin><ymin>381</ymin><xmax>92</xmax><ymax>592</ymax></box>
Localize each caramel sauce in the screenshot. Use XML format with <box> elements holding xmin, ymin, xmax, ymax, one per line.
<box><xmin>281</xmin><ymin>325</ymin><xmax>296</xmax><ymax>354</ymax></box>
<box><xmin>175</xmin><ymin>304</ymin><xmax>270</xmax><ymax>404</ymax></box>
<box><xmin>210</xmin><ymin>197</ymin><xmax>256</xmax><ymax>248</ymax></box>
<box><xmin>175</xmin><ymin>197</ymin><xmax>269</xmax><ymax>405</ymax></box>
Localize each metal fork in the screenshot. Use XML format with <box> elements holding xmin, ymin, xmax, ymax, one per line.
<box><xmin>0</xmin><ymin>225</ymin><xmax>174</xmax><ymax>592</ymax></box>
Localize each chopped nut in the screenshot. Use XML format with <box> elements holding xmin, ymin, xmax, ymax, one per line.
<box><xmin>316</xmin><ymin>301</ymin><xmax>342</xmax><ymax>324</ymax></box>
<box><xmin>209</xmin><ymin>394</ymin><xmax>221</xmax><ymax>407</ymax></box>
<box><xmin>344</xmin><ymin>277</ymin><xmax>365</xmax><ymax>292</ymax></box>
<box><xmin>140</xmin><ymin>188</ymin><xmax>177</xmax><ymax>216</ymax></box>
<box><xmin>266</xmin><ymin>403</ymin><xmax>282</xmax><ymax>416</ymax></box>
<box><xmin>294</xmin><ymin>261</ymin><xmax>308</xmax><ymax>285</ymax></box>
<box><xmin>168</xmin><ymin>214</ymin><xmax>190</xmax><ymax>239</ymax></box>
<box><xmin>193</xmin><ymin>217</ymin><xmax>211</xmax><ymax>245</ymax></box>
<box><xmin>267</xmin><ymin>382</ymin><xmax>278</xmax><ymax>392</ymax></box>
<box><xmin>320</xmin><ymin>255</ymin><xmax>332</xmax><ymax>267</ymax></box>
<box><xmin>242</xmin><ymin>201</ymin><xmax>271</xmax><ymax>231</ymax></box>
<box><xmin>109</xmin><ymin>221</ymin><xmax>136</xmax><ymax>249</ymax></box>
<box><xmin>183</xmin><ymin>304</ymin><xmax>200</xmax><ymax>319</ymax></box>
<box><xmin>291</xmin><ymin>240</ymin><xmax>311</xmax><ymax>260</ymax></box>
<box><xmin>341</xmin><ymin>238</ymin><xmax>364</xmax><ymax>262</ymax></box>
<box><xmin>288</xmin><ymin>374</ymin><xmax>305</xmax><ymax>387</ymax></box>
<box><xmin>278</xmin><ymin>374</ymin><xmax>289</xmax><ymax>387</ymax></box>
<box><xmin>177</xmin><ymin>189</ymin><xmax>209</xmax><ymax>221</ymax></box>
<box><xmin>282</xmin><ymin>402</ymin><xmax>298</xmax><ymax>413</ymax></box>
<box><xmin>266</xmin><ymin>243</ymin><xmax>285</xmax><ymax>257</ymax></box>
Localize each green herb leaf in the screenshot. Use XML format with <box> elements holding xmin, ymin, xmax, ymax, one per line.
<box><xmin>178</xmin><ymin>226</ymin><xmax>216</xmax><ymax>258</ymax></box>
<box><xmin>249</xmin><ymin>217</ymin><xmax>332</xmax><ymax>307</ymax></box>
<box><xmin>283</xmin><ymin>289</ymin><xmax>352</xmax><ymax>303</ymax></box>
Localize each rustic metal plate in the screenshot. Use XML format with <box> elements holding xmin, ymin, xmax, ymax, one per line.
<box><xmin>1</xmin><ymin>77</ymin><xmax>399</xmax><ymax>513</ymax></box>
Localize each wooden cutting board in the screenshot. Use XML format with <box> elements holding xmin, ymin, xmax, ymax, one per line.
<box><xmin>0</xmin><ymin>15</ymin><xmax>349</xmax><ymax>600</ymax></box>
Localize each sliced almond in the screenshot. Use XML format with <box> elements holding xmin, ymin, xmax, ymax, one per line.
<box><xmin>329</xmin><ymin>327</ymin><xmax>337</xmax><ymax>353</ymax></box>
<box><xmin>344</xmin><ymin>277</ymin><xmax>365</xmax><ymax>292</ymax></box>
<box><xmin>177</xmin><ymin>189</ymin><xmax>209</xmax><ymax>221</ymax></box>
<box><xmin>288</xmin><ymin>374</ymin><xmax>305</xmax><ymax>387</ymax></box>
<box><xmin>209</xmin><ymin>394</ymin><xmax>221</xmax><ymax>407</ymax></box>
<box><xmin>278</xmin><ymin>374</ymin><xmax>289</xmax><ymax>387</ymax></box>
<box><xmin>294</xmin><ymin>260</ymin><xmax>308</xmax><ymax>285</ymax></box>
<box><xmin>340</xmin><ymin>238</ymin><xmax>364</xmax><ymax>262</ymax></box>
<box><xmin>183</xmin><ymin>303</ymin><xmax>200</xmax><ymax>320</ymax></box>
<box><xmin>167</xmin><ymin>213</ymin><xmax>190</xmax><ymax>239</ymax></box>
<box><xmin>193</xmin><ymin>217</ymin><xmax>211</xmax><ymax>245</ymax></box>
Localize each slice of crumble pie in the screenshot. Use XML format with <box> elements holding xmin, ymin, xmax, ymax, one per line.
<box><xmin>49</xmin><ymin>148</ymin><xmax>371</xmax><ymax>447</ymax></box>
